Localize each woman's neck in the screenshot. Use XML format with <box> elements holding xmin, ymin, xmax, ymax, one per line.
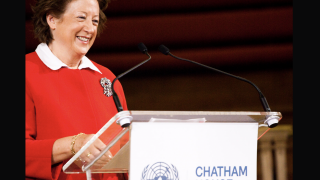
<box><xmin>48</xmin><ymin>43</ymin><xmax>82</xmax><ymax>69</ymax></box>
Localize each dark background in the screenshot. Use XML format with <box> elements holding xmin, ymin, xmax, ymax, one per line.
<box><xmin>25</xmin><ymin>0</ymin><xmax>293</xmax><ymax>179</ymax></box>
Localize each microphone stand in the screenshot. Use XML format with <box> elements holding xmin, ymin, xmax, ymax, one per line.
<box><xmin>111</xmin><ymin>43</ymin><xmax>151</xmax><ymax>112</ymax></box>
<box><xmin>158</xmin><ymin>45</ymin><xmax>280</xmax><ymax>128</ymax></box>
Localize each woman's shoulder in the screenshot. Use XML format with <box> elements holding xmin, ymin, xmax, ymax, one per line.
<box><xmin>25</xmin><ymin>52</ymin><xmax>41</xmax><ymax>70</ymax></box>
<box><xmin>90</xmin><ymin>60</ymin><xmax>116</xmax><ymax>77</ymax></box>
<box><xmin>25</xmin><ymin>51</ymin><xmax>49</xmax><ymax>76</ymax></box>
<box><xmin>25</xmin><ymin>51</ymin><xmax>39</xmax><ymax>60</ymax></box>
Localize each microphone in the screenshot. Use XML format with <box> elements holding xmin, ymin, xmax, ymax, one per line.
<box><xmin>111</xmin><ymin>42</ymin><xmax>151</xmax><ymax>127</ymax></box>
<box><xmin>158</xmin><ymin>44</ymin><xmax>279</xmax><ymax>128</ymax></box>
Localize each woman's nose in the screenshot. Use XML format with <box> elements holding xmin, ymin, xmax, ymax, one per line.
<box><xmin>84</xmin><ymin>20</ymin><xmax>95</xmax><ymax>33</ymax></box>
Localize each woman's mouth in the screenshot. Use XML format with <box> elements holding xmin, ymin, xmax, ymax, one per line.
<box><xmin>77</xmin><ymin>36</ymin><xmax>89</xmax><ymax>42</ymax></box>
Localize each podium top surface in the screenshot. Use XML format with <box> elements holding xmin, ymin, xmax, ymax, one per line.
<box><xmin>129</xmin><ymin>110</ymin><xmax>282</xmax><ymax>124</ymax></box>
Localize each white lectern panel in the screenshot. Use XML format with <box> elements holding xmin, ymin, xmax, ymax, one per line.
<box><xmin>130</xmin><ymin>122</ymin><xmax>258</xmax><ymax>180</ymax></box>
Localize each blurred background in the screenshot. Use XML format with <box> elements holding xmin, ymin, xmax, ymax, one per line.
<box><xmin>25</xmin><ymin>0</ymin><xmax>293</xmax><ymax>179</ymax></box>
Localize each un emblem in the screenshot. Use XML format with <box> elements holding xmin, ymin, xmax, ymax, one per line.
<box><xmin>141</xmin><ymin>162</ymin><xmax>179</xmax><ymax>180</ymax></box>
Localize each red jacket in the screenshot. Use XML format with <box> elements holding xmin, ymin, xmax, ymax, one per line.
<box><xmin>25</xmin><ymin>52</ymin><xmax>129</xmax><ymax>180</ymax></box>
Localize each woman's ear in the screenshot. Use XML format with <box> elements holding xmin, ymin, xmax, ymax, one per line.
<box><xmin>46</xmin><ymin>13</ymin><xmax>57</xmax><ymax>30</ymax></box>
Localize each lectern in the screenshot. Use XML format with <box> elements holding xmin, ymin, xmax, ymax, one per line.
<box><xmin>63</xmin><ymin>110</ymin><xmax>282</xmax><ymax>180</ymax></box>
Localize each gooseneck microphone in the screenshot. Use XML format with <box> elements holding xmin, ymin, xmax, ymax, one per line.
<box><xmin>112</xmin><ymin>42</ymin><xmax>151</xmax><ymax>112</ymax></box>
<box><xmin>158</xmin><ymin>44</ymin><xmax>278</xmax><ymax>127</ymax></box>
<box><xmin>158</xmin><ymin>44</ymin><xmax>270</xmax><ymax>111</ymax></box>
<box><xmin>111</xmin><ymin>43</ymin><xmax>151</xmax><ymax>127</ymax></box>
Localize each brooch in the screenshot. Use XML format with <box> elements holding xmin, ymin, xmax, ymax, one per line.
<box><xmin>100</xmin><ymin>77</ymin><xmax>113</xmax><ymax>97</ymax></box>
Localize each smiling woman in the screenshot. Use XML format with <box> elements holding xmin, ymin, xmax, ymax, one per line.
<box><xmin>46</xmin><ymin>0</ymin><xmax>100</xmax><ymax>68</ymax></box>
<box><xmin>25</xmin><ymin>0</ymin><xmax>129</xmax><ymax>180</ymax></box>
<box><xmin>32</xmin><ymin>0</ymin><xmax>106</xmax><ymax>68</ymax></box>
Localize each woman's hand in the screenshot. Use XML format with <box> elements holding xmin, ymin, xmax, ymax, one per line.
<box><xmin>73</xmin><ymin>134</ymin><xmax>113</xmax><ymax>169</ymax></box>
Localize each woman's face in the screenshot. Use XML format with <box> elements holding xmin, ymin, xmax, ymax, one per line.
<box><xmin>49</xmin><ymin>0</ymin><xmax>100</xmax><ymax>58</ymax></box>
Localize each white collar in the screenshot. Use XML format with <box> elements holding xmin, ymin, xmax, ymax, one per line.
<box><xmin>35</xmin><ymin>43</ymin><xmax>102</xmax><ymax>74</ymax></box>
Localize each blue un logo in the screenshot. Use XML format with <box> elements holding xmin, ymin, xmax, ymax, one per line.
<box><xmin>141</xmin><ymin>162</ymin><xmax>179</xmax><ymax>180</ymax></box>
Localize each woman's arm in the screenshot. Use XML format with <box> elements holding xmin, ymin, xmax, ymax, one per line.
<box><xmin>51</xmin><ymin>136</ymin><xmax>74</xmax><ymax>165</ymax></box>
<box><xmin>52</xmin><ymin>133</ymin><xmax>113</xmax><ymax>167</ymax></box>
<box><xmin>25</xmin><ymin>86</ymin><xmax>111</xmax><ymax>179</ymax></box>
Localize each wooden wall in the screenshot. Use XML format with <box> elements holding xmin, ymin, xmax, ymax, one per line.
<box><xmin>26</xmin><ymin>0</ymin><xmax>293</xmax><ymax>179</ymax></box>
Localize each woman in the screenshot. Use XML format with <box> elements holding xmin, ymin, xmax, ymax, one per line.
<box><xmin>25</xmin><ymin>0</ymin><xmax>129</xmax><ymax>179</ymax></box>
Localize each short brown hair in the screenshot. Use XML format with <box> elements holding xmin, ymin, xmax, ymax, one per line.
<box><xmin>31</xmin><ymin>0</ymin><xmax>110</xmax><ymax>44</ymax></box>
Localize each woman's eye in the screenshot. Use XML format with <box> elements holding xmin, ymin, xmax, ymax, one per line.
<box><xmin>78</xmin><ymin>16</ymin><xmax>85</xmax><ymax>19</ymax></box>
<box><xmin>93</xmin><ymin>20</ymin><xmax>99</xmax><ymax>24</ymax></box>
